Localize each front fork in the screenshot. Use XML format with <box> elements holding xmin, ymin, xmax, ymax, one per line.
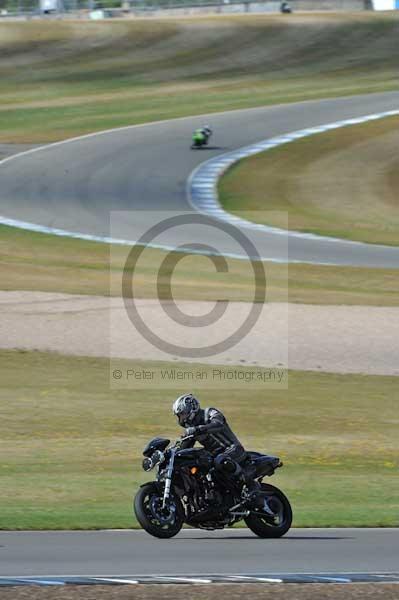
<box><xmin>162</xmin><ymin>448</ymin><xmax>176</xmax><ymax>509</ymax></box>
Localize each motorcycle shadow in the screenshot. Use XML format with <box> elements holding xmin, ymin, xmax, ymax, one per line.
<box><xmin>178</xmin><ymin>534</ymin><xmax>353</xmax><ymax>541</ymax></box>
<box><xmin>193</xmin><ymin>146</ymin><xmax>227</xmax><ymax>151</ymax></box>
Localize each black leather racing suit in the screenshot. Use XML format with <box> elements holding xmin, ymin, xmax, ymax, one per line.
<box><xmin>180</xmin><ymin>407</ymin><xmax>251</xmax><ymax>490</ymax></box>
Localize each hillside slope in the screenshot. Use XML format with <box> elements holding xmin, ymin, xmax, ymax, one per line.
<box><xmin>0</xmin><ymin>13</ymin><xmax>399</xmax><ymax>141</ymax></box>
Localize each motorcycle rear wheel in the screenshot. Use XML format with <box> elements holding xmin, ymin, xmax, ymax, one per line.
<box><xmin>134</xmin><ymin>483</ymin><xmax>184</xmax><ymax>539</ymax></box>
<box><xmin>244</xmin><ymin>483</ymin><xmax>292</xmax><ymax>538</ymax></box>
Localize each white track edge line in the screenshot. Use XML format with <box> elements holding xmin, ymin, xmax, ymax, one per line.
<box><xmin>186</xmin><ymin>109</ymin><xmax>399</xmax><ymax>246</ymax></box>
<box><xmin>2</xmin><ymin>571</ymin><xmax>398</xmax><ymax>580</ymax></box>
<box><xmin>0</xmin><ymin>104</ymin><xmax>398</xmax><ymax>264</ymax></box>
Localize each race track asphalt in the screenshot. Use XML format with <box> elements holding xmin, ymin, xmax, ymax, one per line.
<box><xmin>1</xmin><ymin>528</ymin><xmax>398</xmax><ymax>577</ymax></box>
<box><xmin>1</xmin><ymin>91</ymin><xmax>399</xmax><ymax>267</ymax></box>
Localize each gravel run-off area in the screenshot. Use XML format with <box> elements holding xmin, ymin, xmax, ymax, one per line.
<box><xmin>2</xmin><ymin>583</ymin><xmax>399</xmax><ymax>600</ymax></box>
<box><xmin>1</xmin><ymin>291</ymin><xmax>398</xmax><ymax>375</ymax></box>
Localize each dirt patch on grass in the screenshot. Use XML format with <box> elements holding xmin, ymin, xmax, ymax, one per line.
<box><xmin>1</xmin><ymin>290</ymin><xmax>398</xmax><ymax>375</ymax></box>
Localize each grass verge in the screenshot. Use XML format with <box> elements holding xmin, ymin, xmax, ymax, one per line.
<box><xmin>1</xmin><ymin>224</ymin><xmax>399</xmax><ymax>305</ymax></box>
<box><xmin>1</xmin><ymin>350</ymin><xmax>398</xmax><ymax>529</ymax></box>
<box><xmin>219</xmin><ymin>115</ymin><xmax>399</xmax><ymax>246</ymax></box>
<box><xmin>0</xmin><ymin>14</ymin><xmax>399</xmax><ymax>143</ymax></box>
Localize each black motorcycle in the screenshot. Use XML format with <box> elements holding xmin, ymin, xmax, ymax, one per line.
<box><xmin>134</xmin><ymin>435</ymin><xmax>292</xmax><ymax>538</ymax></box>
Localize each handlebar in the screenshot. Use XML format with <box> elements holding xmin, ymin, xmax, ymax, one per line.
<box><xmin>174</xmin><ymin>434</ymin><xmax>194</xmax><ymax>447</ymax></box>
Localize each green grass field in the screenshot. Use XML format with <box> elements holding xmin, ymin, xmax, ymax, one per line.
<box><xmin>0</xmin><ymin>14</ymin><xmax>399</xmax><ymax>143</ymax></box>
<box><xmin>219</xmin><ymin>115</ymin><xmax>399</xmax><ymax>246</ymax></box>
<box><xmin>1</xmin><ymin>224</ymin><xmax>399</xmax><ymax>305</ymax></box>
<box><xmin>1</xmin><ymin>350</ymin><xmax>398</xmax><ymax>529</ymax></box>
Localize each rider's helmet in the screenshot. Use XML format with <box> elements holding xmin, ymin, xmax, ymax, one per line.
<box><xmin>173</xmin><ymin>393</ymin><xmax>200</xmax><ymax>427</ymax></box>
<box><xmin>203</xmin><ymin>125</ymin><xmax>212</xmax><ymax>136</ymax></box>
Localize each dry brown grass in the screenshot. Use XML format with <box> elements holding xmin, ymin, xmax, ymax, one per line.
<box><xmin>220</xmin><ymin>115</ymin><xmax>399</xmax><ymax>246</ymax></box>
<box><xmin>1</xmin><ymin>225</ymin><xmax>399</xmax><ymax>305</ymax></box>
<box><xmin>1</xmin><ymin>14</ymin><xmax>399</xmax><ymax>142</ymax></box>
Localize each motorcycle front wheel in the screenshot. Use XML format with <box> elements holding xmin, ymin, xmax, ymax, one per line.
<box><xmin>134</xmin><ymin>483</ymin><xmax>184</xmax><ymax>539</ymax></box>
<box><xmin>244</xmin><ymin>483</ymin><xmax>292</xmax><ymax>538</ymax></box>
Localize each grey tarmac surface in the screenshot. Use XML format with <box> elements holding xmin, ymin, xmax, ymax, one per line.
<box><xmin>0</xmin><ymin>144</ymin><xmax>40</xmax><ymax>161</ymax></box>
<box><xmin>1</xmin><ymin>528</ymin><xmax>398</xmax><ymax>577</ymax></box>
<box><xmin>1</xmin><ymin>92</ymin><xmax>399</xmax><ymax>267</ymax></box>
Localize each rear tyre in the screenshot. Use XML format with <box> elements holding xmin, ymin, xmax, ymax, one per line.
<box><xmin>134</xmin><ymin>483</ymin><xmax>184</xmax><ymax>539</ymax></box>
<box><xmin>244</xmin><ymin>483</ymin><xmax>292</xmax><ymax>538</ymax></box>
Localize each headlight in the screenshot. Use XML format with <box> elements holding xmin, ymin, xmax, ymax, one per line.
<box><xmin>142</xmin><ymin>457</ymin><xmax>153</xmax><ymax>472</ymax></box>
<box><xmin>142</xmin><ymin>450</ymin><xmax>165</xmax><ymax>472</ymax></box>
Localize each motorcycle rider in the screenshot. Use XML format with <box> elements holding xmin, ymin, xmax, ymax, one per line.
<box><xmin>192</xmin><ymin>125</ymin><xmax>212</xmax><ymax>146</ymax></box>
<box><xmin>172</xmin><ymin>393</ymin><xmax>274</xmax><ymax>514</ymax></box>
<box><xmin>202</xmin><ymin>125</ymin><xmax>212</xmax><ymax>141</ymax></box>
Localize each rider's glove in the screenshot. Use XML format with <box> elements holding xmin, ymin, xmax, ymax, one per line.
<box><xmin>186</xmin><ymin>426</ymin><xmax>198</xmax><ymax>436</ymax></box>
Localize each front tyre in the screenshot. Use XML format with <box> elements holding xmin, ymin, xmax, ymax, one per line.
<box><xmin>244</xmin><ymin>483</ymin><xmax>292</xmax><ymax>538</ymax></box>
<box><xmin>134</xmin><ymin>483</ymin><xmax>184</xmax><ymax>539</ymax></box>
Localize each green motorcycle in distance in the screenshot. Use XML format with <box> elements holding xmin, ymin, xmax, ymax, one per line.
<box><xmin>191</xmin><ymin>126</ymin><xmax>212</xmax><ymax>149</ymax></box>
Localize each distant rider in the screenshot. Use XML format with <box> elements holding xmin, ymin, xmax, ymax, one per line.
<box><xmin>172</xmin><ymin>393</ymin><xmax>273</xmax><ymax>514</ymax></box>
<box><xmin>192</xmin><ymin>125</ymin><xmax>212</xmax><ymax>146</ymax></box>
